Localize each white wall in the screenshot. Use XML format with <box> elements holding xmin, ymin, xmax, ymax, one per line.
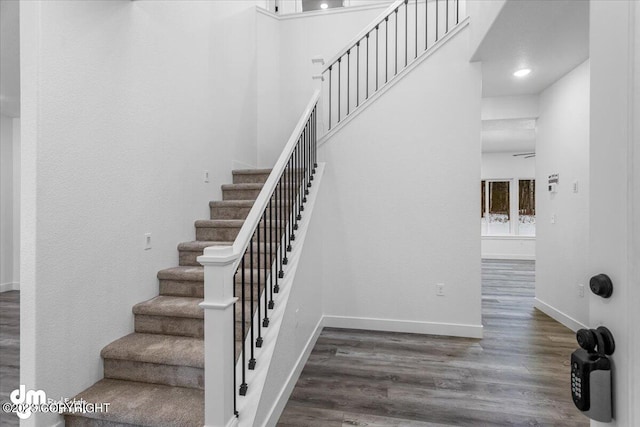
<box><xmin>481</xmin><ymin>152</ymin><xmax>535</xmax><ymax>260</ymax></box>
<box><xmin>257</xmin><ymin>11</ymin><xmax>284</xmax><ymax>167</ymax></box>
<box><xmin>316</xmin><ymin>25</ymin><xmax>482</xmax><ymax>337</ymax></box>
<box><xmin>482</xmin><ymin>152</ymin><xmax>535</xmax><ymax>179</ymax></box>
<box><xmin>588</xmin><ymin>1</ymin><xmax>636</xmax><ymax>425</ymax></box>
<box><xmin>19</xmin><ymin>1</ymin><xmax>259</xmax><ymax>425</ymax></box>
<box><xmin>12</xmin><ymin>118</ymin><xmax>19</xmax><ymax>287</ymax></box>
<box><xmin>534</xmin><ymin>60</ymin><xmax>590</xmax><ymax>331</ymax></box>
<box><xmin>481</xmin><ymin>95</ymin><xmax>539</xmax><ymax>121</ymax></box>
<box><xmin>257</xmin><ymin>4</ymin><xmax>388</xmax><ymax>166</ymax></box>
<box><xmin>0</xmin><ymin>114</ymin><xmax>15</xmax><ymax>290</ymax></box>
<box><xmin>467</xmin><ymin>0</ymin><xmax>506</xmax><ymax>60</ymax></box>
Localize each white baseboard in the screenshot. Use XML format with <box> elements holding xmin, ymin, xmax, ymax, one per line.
<box><xmin>323</xmin><ymin>315</ymin><xmax>483</xmax><ymax>339</ymax></box>
<box><xmin>0</xmin><ymin>282</ymin><xmax>19</xmax><ymax>292</ymax></box>
<box><xmin>482</xmin><ymin>254</ymin><xmax>535</xmax><ymax>261</ymax></box>
<box><xmin>261</xmin><ymin>316</ymin><xmax>324</xmax><ymax>427</ymax></box>
<box><xmin>534</xmin><ymin>298</ymin><xmax>588</xmax><ymax>332</ymax></box>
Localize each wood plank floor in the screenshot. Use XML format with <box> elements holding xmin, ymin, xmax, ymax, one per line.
<box><xmin>278</xmin><ymin>260</ymin><xmax>588</xmax><ymax>426</ymax></box>
<box><xmin>0</xmin><ymin>290</ymin><xmax>20</xmax><ymax>427</ymax></box>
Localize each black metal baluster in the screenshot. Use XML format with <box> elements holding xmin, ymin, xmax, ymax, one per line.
<box><xmin>239</xmin><ymin>258</ymin><xmax>247</xmax><ymax>394</ymax></box>
<box><xmin>337</xmin><ymin>59</ymin><xmax>341</xmax><ymax>123</ymax></box>
<box><xmin>297</xmin><ymin>144</ymin><xmax>302</xmax><ymax>219</ymax></box>
<box><xmin>288</xmin><ymin>156</ymin><xmax>294</xmax><ymax>247</ymax></box>
<box><xmin>277</xmin><ymin>174</ymin><xmax>283</xmax><ymax>282</ymax></box>
<box><xmin>347</xmin><ymin>50</ymin><xmax>350</xmax><ymax>115</ymax></box>
<box><xmin>425</xmin><ymin>0</ymin><xmax>428</xmax><ymax>50</ymax></box>
<box><xmin>328</xmin><ymin>66</ymin><xmax>332</xmax><ymax>130</ymax></box>
<box><xmin>375</xmin><ymin>26</ymin><xmax>379</xmax><ymax>90</ymax></box>
<box><xmin>308</xmin><ymin>115</ymin><xmax>314</xmax><ymax>186</ymax></box>
<box><xmin>269</xmin><ymin>199</ymin><xmax>275</xmax><ymax>305</ymax></box>
<box><xmin>405</xmin><ymin>0</ymin><xmax>408</xmax><ymax>67</ymax></box>
<box><xmin>262</xmin><ymin>211</ymin><xmax>269</xmax><ymax>327</ymax></box>
<box><xmin>456</xmin><ymin>0</ymin><xmax>459</xmax><ymax>24</ymax></box>
<box><xmin>366</xmin><ymin>34</ymin><xmax>369</xmax><ymax>99</ymax></box>
<box><xmin>385</xmin><ymin>17</ymin><xmax>388</xmax><ymax>83</ymax></box>
<box><xmin>415</xmin><ymin>0</ymin><xmax>418</xmax><ymax>58</ymax></box>
<box><xmin>446</xmin><ymin>0</ymin><xmax>449</xmax><ymax>33</ymax></box>
<box><xmin>256</xmin><ymin>226</ymin><xmax>263</xmax><ymax>348</ymax></box>
<box><xmin>249</xmin><ymin>237</ymin><xmax>256</xmax><ymax>370</ymax></box>
<box><xmin>436</xmin><ymin>0</ymin><xmax>439</xmax><ymax>42</ymax></box>
<box><xmin>356</xmin><ymin>42</ymin><xmax>360</xmax><ymax>107</ymax></box>
<box><xmin>314</xmin><ymin>106</ymin><xmax>318</xmax><ymax>169</ymax></box>
<box><xmin>304</xmin><ymin>123</ymin><xmax>309</xmax><ymax>196</ymax></box>
<box><xmin>394</xmin><ymin>9</ymin><xmax>397</xmax><ymax>76</ymax></box>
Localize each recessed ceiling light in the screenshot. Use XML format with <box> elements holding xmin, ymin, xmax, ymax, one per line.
<box><xmin>320</xmin><ymin>3</ymin><xmax>328</xmax><ymax>9</ymax></box>
<box><xmin>513</xmin><ymin>68</ymin><xmax>532</xmax><ymax>78</ymax></box>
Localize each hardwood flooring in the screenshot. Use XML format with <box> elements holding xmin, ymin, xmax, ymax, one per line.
<box><xmin>278</xmin><ymin>260</ymin><xmax>588</xmax><ymax>426</ymax></box>
<box><xmin>0</xmin><ymin>290</ymin><xmax>19</xmax><ymax>427</ymax></box>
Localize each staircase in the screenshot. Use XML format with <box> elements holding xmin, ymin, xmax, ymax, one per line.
<box><xmin>65</xmin><ymin>169</ymin><xmax>272</xmax><ymax>427</ymax></box>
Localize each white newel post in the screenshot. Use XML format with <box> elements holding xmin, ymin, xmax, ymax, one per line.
<box><xmin>198</xmin><ymin>246</ymin><xmax>239</xmax><ymax>427</ymax></box>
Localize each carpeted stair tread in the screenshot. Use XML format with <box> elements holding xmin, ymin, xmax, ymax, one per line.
<box><xmin>233</xmin><ymin>168</ymin><xmax>272</xmax><ymax>175</ymax></box>
<box><xmin>194</xmin><ymin>219</ymin><xmax>245</xmax><ymax>228</ymax></box>
<box><xmin>157</xmin><ymin>266</ymin><xmax>203</xmax><ymax>281</ymax></box>
<box><xmin>221</xmin><ymin>183</ymin><xmax>264</xmax><ymax>190</ymax></box>
<box><xmin>64</xmin><ymin>379</ymin><xmax>203</xmax><ymax>427</ymax></box>
<box><xmin>209</xmin><ymin>200</ymin><xmax>255</xmax><ymax>208</ymax></box>
<box><xmin>133</xmin><ymin>296</ymin><xmax>203</xmax><ymax>319</ymax></box>
<box><xmin>101</xmin><ymin>333</ymin><xmax>203</xmax><ymax>368</ymax></box>
<box><xmin>177</xmin><ymin>241</ymin><xmax>233</xmax><ymax>251</ymax></box>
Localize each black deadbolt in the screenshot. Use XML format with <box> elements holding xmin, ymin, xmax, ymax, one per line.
<box><xmin>589</xmin><ymin>274</ymin><xmax>613</xmax><ymax>298</ymax></box>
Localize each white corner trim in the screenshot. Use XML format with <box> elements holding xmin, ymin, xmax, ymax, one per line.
<box><xmin>322</xmin><ymin>315</ymin><xmax>483</xmax><ymax>339</ymax></box>
<box><xmin>0</xmin><ymin>282</ymin><xmax>19</xmax><ymax>293</ymax></box>
<box><xmin>260</xmin><ymin>316</ymin><xmax>325</xmax><ymax>427</ymax></box>
<box><xmin>317</xmin><ymin>17</ymin><xmax>470</xmax><ymax>147</ymax></box>
<box><xmin>534</xmin><ymin>298</ymin><xmax>588</xmax><ymax>332</ymax></box>
<box><xmin>482</xmin><ymin>254</ymin><xmax>536</xmax><ymax>261</ymax></box>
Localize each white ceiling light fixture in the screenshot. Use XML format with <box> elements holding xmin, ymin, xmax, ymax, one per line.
<box><xmin>320</xmin><ymin>3</ymin><xmax>328</xmax><ymax>9</ymax></box>
<box><xmin>513</xmin><ymin>68</ymin><xmax>532</xmax><ymax>78</ymax></box>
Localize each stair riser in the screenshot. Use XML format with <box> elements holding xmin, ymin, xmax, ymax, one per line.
<box><xmin>195</xmin><ymin>227</ymin><xmax>241</xmax><ymax>241</ymax></box>
<box><xmin>233</xmin><ymin>173</ymin><xmax>270</xmax><ymax>184</ymax></box>
<box><xmin>159</xmin><ymin>280</ymin><xmax>204</xmax><ymax>298</ymax></box>
<box><xmin>135</xmin><ymin>315</ymin><xmax>203</xmax><ymax>338</ymax></box>
<box><xmin>104</xmin><ymin>359</ymin><xmax>204</xmax><ymax>390</ymax></box>
<box><xmin>223</xmin><ymin>188</ymin><xmax>262</xmax><ymax>201</ymax></box>
<box><xmin>211</xmin><ymin>205</ymin><xmax>252</xmax><ymax>220</ymax></box>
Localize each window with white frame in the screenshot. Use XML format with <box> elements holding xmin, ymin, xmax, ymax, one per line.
<box><xmin>481</xmin><ymin>179</ymin><xmax>535</xmax><ymax>236</ymax></box>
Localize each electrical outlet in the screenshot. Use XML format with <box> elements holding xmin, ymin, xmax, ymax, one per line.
<box><xmin>573</xmin><ymin>180</ymin><xmax>579</xmax><ymax>193</ymax></box>
<box><xmin>551</xmin><ymin>214</ymin><xmax>557</xmax><ymax>224</ymax></box>
<box><xmin>204</xmin><ymin>170</ymin><xmax>210</xmax><ymax>183</ymax></box>
<box><xmin>436</xmin><ymin>283</ymin><xmax>445</xmax><ymax>296</ymax></box>
<box><xmin>578</xmin><ymin>283</ymin><xmax>585</xmax><ymax>297</ymax></box>
<box><xmin>144</xmin><ymin>233</ymin><xmax>152</xmax><ymax>250</ymax></box>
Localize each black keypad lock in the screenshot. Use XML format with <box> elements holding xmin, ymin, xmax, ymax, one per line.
<box><xmin>570</xmin><ymin>327</ymin><xmax>615</xmax><ymax>422</ymax></box>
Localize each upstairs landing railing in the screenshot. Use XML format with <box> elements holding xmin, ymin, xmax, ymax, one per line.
<box><xmin>323</xmin><ymin>0</ymin><xmax>464</xmax><ymax>130</ymax></box>
<box><xmin>198</xmin><ymin>91</ymin><xmax>319</xmax><ymax>427</ymax></box>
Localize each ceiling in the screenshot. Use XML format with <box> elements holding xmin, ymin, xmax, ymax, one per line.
<box><xmin>473</xmin><ymin>0</ymin><xmax>589</xmax><ymax>97</ymax></box>
<box><xmin>1</xmin><ymin>0</ymin><xmax>20</xmax><ymax>118</ymax></box>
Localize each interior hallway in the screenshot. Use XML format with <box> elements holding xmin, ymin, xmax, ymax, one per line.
<box><xmin>278</xmin><ymin>260</ymin><xmax>588</xmax><ymax>426</ymax></box>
